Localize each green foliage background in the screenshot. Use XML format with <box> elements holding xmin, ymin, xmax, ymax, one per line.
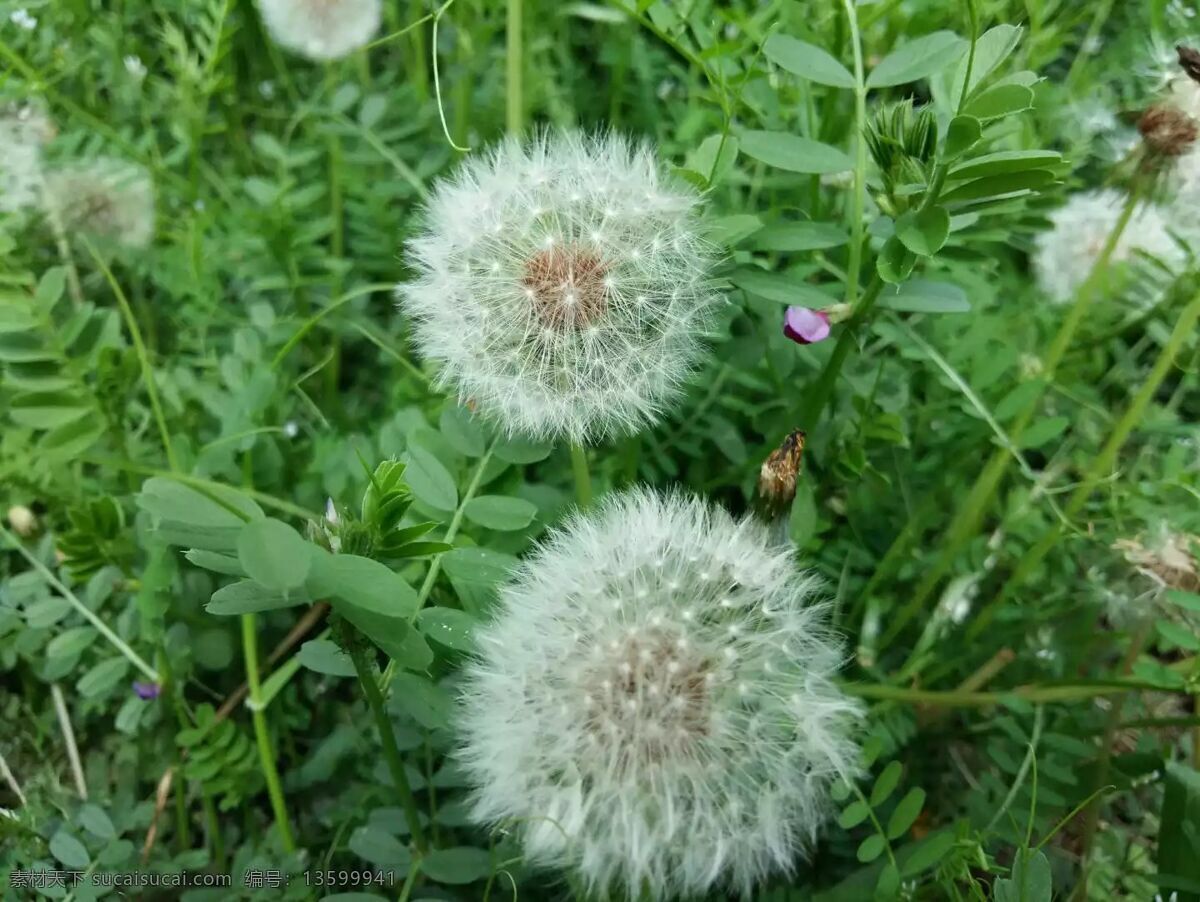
<box><xmin>1</xmin><ymin>0</ymin><xmax>1199</xmax><ymax>899</ymax></box>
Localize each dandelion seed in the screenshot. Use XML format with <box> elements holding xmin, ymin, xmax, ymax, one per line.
<box><xmin>458</xmin><ymin>489</ymin><xmax>862</xmax><ymax>899</ymax></box>
<box><xmin>257</xmin><ymin>0</ymin><xmax>381</xmax><ymax>61</ymax></box>
<box><xmin>1031</xmin><ymin>190</ymin><xmax>1182</xmax><ymax>304</ymax></box>
<box><xmin>9</xmin><ymin>8</ymin><xmax>36</xmax><ymax>30</ymax></box>
<box><xmin>0</xmin><ymin>103</ymin><xmax>54</xmax><ymax>215</ymax></box>
<box><xmin>44</xmin><ymin>158</ymin><xmax>155</xmax><ymax>249</ymax></box>
<box><xmin>123</xmin><ymin>55</ymin><xmax>147</xmax><ymax>81</ymax></box>
<box><xmin>398</xmin><ymin>132</ymin><xmax>719</xmax><ymax>442</ymax></box>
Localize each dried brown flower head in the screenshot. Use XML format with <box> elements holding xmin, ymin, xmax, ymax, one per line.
<box><xmin>757</xmin><ymin>430</ymin><xmax>806</xmax><ymax>511</ymax></box>
<box><xmin>1114</xmin><ymin>530</ymin><xmax>1199</xmax><ymax>592</ymax></box>
<box><xmin>1138</xmin><ymin>104</ymin><xmax>1200</xmax><ymax>158</ymax></box>
<box><xmin>1178</xmin><ymin>44</ymin><xmax>1200</xmax><ymax>84</ymax></box>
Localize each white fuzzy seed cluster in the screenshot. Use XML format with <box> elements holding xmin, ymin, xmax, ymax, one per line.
<box><xmin>458</xmin><ymin>489</ymin><xmax>862</xmax><ymax>899</ymax></box>
<box><xmin>44</xmin><ymin>158</ymin><xmax>156</xmax><ymax>250</ymax></box>
<box><xmin>0</xmin><ymin>104</ymin><xmax>53</xmax><ymax>214</ymax></box>
<box><xmin>257</xmin><ymin>0</ymin><xmax>381</xmax><ymax>62</ymax></box>
<box><xmin>399</xmin><ymin>132</ymin><xmax>719</xmax><ymax>443</ymax></box>
<box><xmin>1031</xmin><ymin>189</ymin><xmax>1183</xmax><ymax>304</ymax></box>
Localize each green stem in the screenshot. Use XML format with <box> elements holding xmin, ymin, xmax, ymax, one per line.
<box><xmin>84</xmin><ymin>239</ymin><xmax>179</xmax><ymax>472</ymax></box>
<box><xmin>967</xmin><ymin>287</ymin><xmax>1200</xmax><ymax>639</ymax></box>
<box><xmin>345</xmin><ymin>628</ymin><xmax>429</xmax><ymax>853</ymax></box>
<box><xmin>799</xmin><ymin>278</ymin><xmax>883</xmax><ymax>429</ymax></box>
<box><xmin>1</xmin><ymin>524</ymin><xmax>159</xmax><ymax>680</ymax></box>
<box><xmin>409</xmin><ymin>0</ymin><xmax>429</xmax><ymax>99</ymax></box>
<box><xmin>840</xmin><ymin>0</ymin><xmax>866</xmax><ymax>310</ymax></box>
<box><xmin>844</xmin><ymin>679</ymin><xmax>1158</xmax><ymax>707</ymax></box>
<box><xmin>569</xmin><ymin>442</ymin><xmax>593</xmax><ymax>507</ymax></box>
<box><xmin>241</xmin><ymin>614</ymin><xmax>296</xmax><ymax>852</ymax></box>
<box><xmin>324</xmin><ymin>66</ymin><xmax>345</xmax><ymax>403</ymax></box>
<box><xmin>882</xmin><ymin>186</ymin><xmax>1145</xmax><ymax>647</ymax></box>
<box><xmin>506</xmin><ymin>0</ymin><xmax>523</xmax><ymax>134</ymax></box>
<box><xmin>380</xmin><ymin>442</ymin><xmax>496</xmax><ymax>690</ymax></box>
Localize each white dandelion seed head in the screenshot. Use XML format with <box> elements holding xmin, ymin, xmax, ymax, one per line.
<box><xmin>457</xmin><ymin>489</ymin><xmax>862</xmax><ymax>899</ymax></box>
<box><xmin>44</xmin><ymin>158</ymin><xmax>156</xmax><ymax>249</ymax></box>
<box><xmin>0</xmin><ymin>103</ymin><xmax>53</xmax><ymax>214</ymax></box>
<box><xmin>9</xmin><ymin>8</ymin><xmax>37</xmax><ymax>30</ymax></box>
<box><xmin>1031</xmin><ymin>190</ymin><xmax>1183</xmax><ymax>304</ymax></box>
<box><xmin>257</xmin><ymin>0</ymin><xmax>381</xmax><ymax>61</ymax></box>
<box><xmin>398</xmin><ymin>131</ymin><xmax>719</xmax><ymax>443</ymax></box>
<box><xmin>1166</xmin><ymin>144</ymin><xmax>1200</xmax><ymax>232</ymax></box>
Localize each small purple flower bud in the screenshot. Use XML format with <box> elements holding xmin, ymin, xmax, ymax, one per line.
<box><xmin>132</xmin><ymin>681</ymin><xmax>160</xmax><ymax>700</ymax></box>
<box><xmin>782</xmin><ymin>306</ymin><xmax>831</xmax><ymax>345</ymax></box>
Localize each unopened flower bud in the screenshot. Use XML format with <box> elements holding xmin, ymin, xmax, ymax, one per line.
<box><xmin>757</xmin><ymin>430</ymin><xmax>806</xmax><ymax>512</ymax></box>
<box><xmin>6</xmin><ymin>505</ymin><xmax>37</xmax><ymax>537</ymax></box>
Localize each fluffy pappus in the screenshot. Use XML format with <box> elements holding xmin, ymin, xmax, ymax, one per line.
<box><xmin>0</xmin><ymin>103</ymin><xmax>54</xmax><ymax>214</ymax></box>
<box><xmin>257</xmin><ymin>0</ymin><xmax>381</xmax><ymax>62</ymax></box>
<box><xmin>457</xmin><ymin>489</ymin><xmax>862</xmax><ymax>900</ymax></box>
<box><xmin>1031</xmin><ymin>189</ymin><xmax>1183</xmax><ymax>304</ymax></box>
<box><xmin>398</xmin><ymin>132</ymin><xmax>720</xmax><ymax>443</ymax></box>
<box><xmin>44</xmin><ymin>158</ymin><xmax>155</xmax><ymax>249</ymax></box>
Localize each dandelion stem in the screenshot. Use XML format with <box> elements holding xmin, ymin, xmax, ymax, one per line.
<box><xmin>0</xmin><ymin>747</ymin><xmax>26</xmax><ymax>806</ymax></box>
<box><xmin>840</xmin><ymin>0</ymin><xmax>866</xmax><ymax>311</ymax></box>
<box><xmin>51</xmin><ymin>683</ymin><xmax>88</xmax><ymax>799</ymax></box>
<box><xmin>0</xmin><ymin>523</ymin><xmax>159</xmax><ymax>680</ymax></box>
<box><xmin>844</xmin><ymin>679</ymin><xmax>1161</xmax><ymax>707</ymax></box>
<box><xmin>506</xmin><ymin>0</ymin><xmax>523</xmax><ymax>134</ymax></box>
<box><xmin>882</xmin><ymin>185</ymin><xmax>1146</xmax><ymax>648</ymax></box>
<box><xmin>967</xmin><ymin>287</ymin><xmax>1200</xmax><ymax>638</ymax></box>
<box><xmin>409</xmin><ymin>0</ymin><xmax>429</xmax><ymax>100</ymax></box>
<box><xmin>85</xmin><ymin>238</ymin><xmax>179</xmax><ymax>473</ymax></box>
<box><xmin>345</xmin><ymin>628</ymin><xmax>429</xmax><ymax>853</ymax></box>
<box><xmin>569</xmin><ymin>442</ymin><xmax>593</xmax><ymax>507</ymax></box>
<box><xmin>241</xmin><ymin>613</ymin><xmax>296</xmax><ymax>852</ymax></box>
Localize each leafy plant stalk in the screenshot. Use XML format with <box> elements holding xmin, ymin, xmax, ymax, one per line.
<box><xmin>569</xmin><ymin>442</ymin><xmax>593</xmax><ymax>507</ymax></box>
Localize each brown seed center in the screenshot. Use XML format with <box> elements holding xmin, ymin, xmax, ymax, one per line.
<box><xmin>521</xmin><ymin>244</ymin><xmax>609</xmax><ymax>330</ymax></box>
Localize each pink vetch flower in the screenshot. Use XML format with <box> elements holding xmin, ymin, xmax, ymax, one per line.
<box><xmin>782</xmin><ymin>306</ymin><xmax>831</xmax><ymax>345</ymax></box>
<box><xmin>132</xmin><ymin>681</ymin><xmax>160</xmax><ymax>700</ymax></box>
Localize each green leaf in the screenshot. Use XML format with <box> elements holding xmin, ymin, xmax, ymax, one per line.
<box><xmin>137</xmin><ymin>478</ymin><xmax>263</xmax><ymax>551</ymax></box>
<box><xmin>416</xmin><ymin>607</ymin><xmax>476</xmax><ymax>652</ymax></box>
<box><xmin>706</xmin><ymin>214</ymin><xmax>763</xmax><ymax>246</ymax></box>
<box><xmin>441</xmin><ymin>547</ymin><xmax>518</xmax><ymax>586</ymax></box>
<box><xmin>788</xmin><ymin>480</ymin><xmax>817</xmax><ymax>548</ymax></box>
<box><xmin>857</xmin><ymin>834</ymin><xmax>886</xmax><ymax>863</ymax></box>
<box><xmin>389</xmin><ymin>672</ymin><xmax>453</xmax><ymax>730</ymax></box>
<box><xmin>348</xmin><ymin>825</ymin><xmax>412</xmax><ymax>868</ymax></box>
<box><xmin>871</xmin><ymin>761</ymin><xmax>903</xmax><ymax>806</ymax></box>
<box><xmin>405</xmin><ymin>446</ymin><xmax>457</xmax><ymax>511</ymax></box>
<box><xmin>9</xmin><ymin>391</ymin><xmax>93</xmax><ymax>429</ymax></box>
<box><xmin>306</xmin><ymin>550</ymin><xmax>418</xmax><ymax>618</ymax></box>
<box><xmin>439</xmin><ymin>405</ymin><xmax>485</xmax><ymax>457</ymax></box>
<box><xmin>878</xmin><ymin>279</ymin><xmax>970</xmax><ymax>314</ymax></box>
<box><xmin>838</xmin><ymin>800</ymin><xmax>870</xmax><ymax>829</ymax></box>
<box><xmin>886</xmin><ymin>787</ymin><xmax>926</xmax><ymax>839</ymax></box>
<box><xmin>336</xmin><ymin>603</ymin><xmax>431</xmax><ymax>669</ymax></box>
<box><xmin>963</xmin><ymin>84</ymin><xmax>1033</xmax><ymax>120</ymax></box>
<box><xmin>940</xmin><ymin>170</ymin><xmax>1055</xmax><ymax>205</ymax></box>
<box><xmin>739</xmin><ymin>130</ymin><xmax>853</xmax><ymax>174</ymax></box>
<box><xmin>948</xmin><ymin>150</ymin><xmax>1063</xmax><ymax>181</ymax></box>
<box><xmin>729</xmin><ymin>268</ymin><xmax>833</xmax><ymax>307</ymax></box>
<box><xmin>1165</xmin><ymin>590</ymin><xmax>1200</xmax><ymax>613</ymax></box>
<box><xmin>763</xmin><ymin>34</ymin><xmax>855</xmax><ymax>88</ymax></box>
<box><xmin>420</xmin><ymin>847</ymin><xmax>493</xmax><ymax>884</ymax></box>
<box><xmin>877</xmin><ymin>863</ymin><xmax>901</xmax><ymax>899</ymax></box>
<box><xmin>236</xmin><ymin>518</ymin><xmax>312</xmax><ymax>592</ymax></box>
<box><xmin>38</xmin><ymin>412</ymin><xmax>105</xmax><ymax>458</ymax></box>
<box><xmin>950</xmin><ymin>24</ymin><xmax>1022</xmax><ymax>99</ymax></box>
<box><xmin>1156</xmin><ymin>619</ymin><xmax>1200</xmax><ymax>651</ymax></box>
<box><xmin>50</xmin><ymin>829</ymin><xmax>91</xmax><ymax>868</ymax></box>
<box><xmin>686</xmin><ymin>134</ymin><xmax>739</xmax><ymax>186</ymax></box>
<box><xmin>895</xmin><ymin>206</ymin><xmax>950</xmax><ymax>256</ymax></box>
<box><xmin>866</xmin><ymin>31</ymin><xmax>967</xmax><ymax>88</ymax></box>
<box><xmin>901</xmin><ymin>830</ymin><xmax>956</xmax><ymax>876</ymax></box>
<box><xmin>1160</xmin><ymin>762</ymin><xmax>1200</xmax><ymax>894</ymax></box>
<box><xmin>297</xmin><ymin>639</ymin><xmax>357</xmax><ymax>677</ymax></box>
<box><xmin>944</xmin><ymin>116</ymin><xmax>982</xmax><ymax>159</ymax></box>
<box><xmin>77</xmin><ymin>657</ymin><xmax>129</xmax><ymax>698</ymax></box>
<box><xmin>78</xmin><ymin>804</ymin><xmax>117</xmax><ymax>840</ymax></box>
<box><xmin>464</xmin><ymin>495</ymin><xmax>537</xmax><ymax>531</ymax></box>
<box><xmin>876</xmin><ymin>236</ymin><xmax>916</xmax><ymax>284</ymax></box>
<box><xmin>47</xmin><ymin>627</ymin><xmax>99</xmax><ymax>661</ymax></box>
<box><xmin>752</xmin><ymin>221</ymin><xmax>848</xmax><ymax>252</ymax></box>
<box><xmin>994</xmin><ymin>848</ymin><xmax>1052</xmax><ymax>902</ymax></box>
<box><xmin>184</xmin><ymin>549</ymin><xmax>246</xmax><ymax>577</ymax></box>
<box><xmin>207</xmin><ymin>579</ymin><xmax>308</xmax><ymax>615</ymax></box>
<box><xmin>1017</xmin><ymin>416</ymin><xmax>1069</xmax><ymax>449</ymax></box>
<box><xmin>492</xmin><ymin>434</ymin><xmax>551</xmax><ymax>464</ymax></box>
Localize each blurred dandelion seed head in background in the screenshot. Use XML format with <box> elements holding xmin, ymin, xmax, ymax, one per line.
<box><xmin>398</xmin><ymin>132</ymin><xmax>719</xmax><ymax>442</ymax></box>
<box><xmin>44</xmin><ymin>158</ymin><xmax>156</xmax><ymax>249</ymax></box>
<box><xmin>257</xmin><ymin>0</ymin><xmax>381</xmax><ymax>62</ymax></box>
<box><xmin>458</xmin><ymin>489</ymin><xmax>862</xmax><ymax>899</ymax></box>
<box><xmin>0</xmin><ymin>103</ymin><xmax>54</xmax><ymax>214</ymax></box>
<box><xmin>1031</xmin><ymin>189</ymin><xmax>1183</xmax><ymax>304</ymax></box>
